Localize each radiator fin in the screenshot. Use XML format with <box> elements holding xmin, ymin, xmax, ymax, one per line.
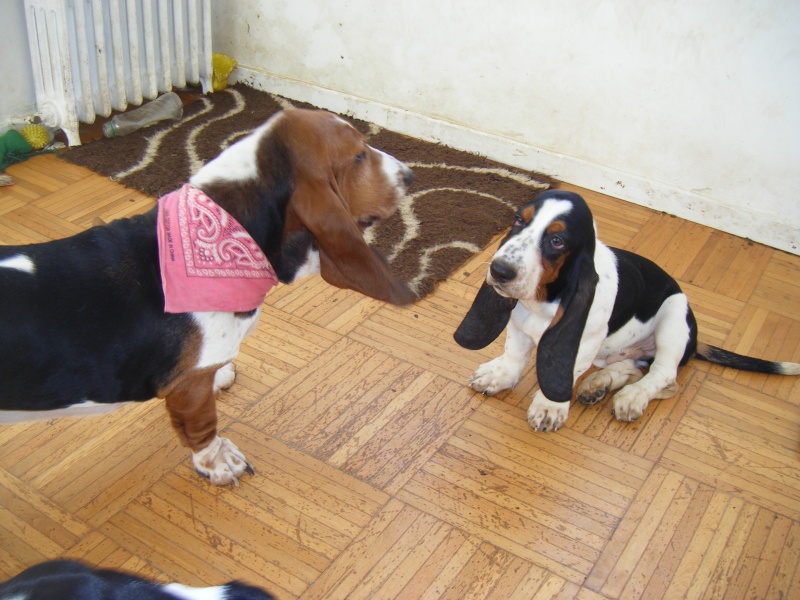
<box><xmin>24</xmin><ymin>0</ymin><xmax>213</xmax><ymax>146</ymax></box>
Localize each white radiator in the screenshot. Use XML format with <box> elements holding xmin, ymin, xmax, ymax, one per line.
<box><xmin>24</xmin><ymin>0</ymin><xmax>212</xmax><ymax>146</ymax></box>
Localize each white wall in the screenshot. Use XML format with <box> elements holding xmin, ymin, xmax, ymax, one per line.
<box><xmin>213</xmin><ymin>0</ymin><xmax>800</xmax><ymax>254</ymax></box>
<box><xmin>2</xmin><ymin>1</ymin><xmax>797</xmax><ymax>253</ymax></box>
<box><xmin>0</xmin><ymin>1</ymin><xmax>37</xmax><ymax>132</ymax></box>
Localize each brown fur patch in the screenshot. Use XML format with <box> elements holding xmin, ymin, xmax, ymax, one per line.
<box><xmin>164</xmin><ymin>369</ymin><xmax>218</xmax><ymax>451</ymax></box>
<box><xmin>153</xmin><ymin>324</ymin><xmax>220</xmax><ymax>452</ymax></box>
<box><xmin>536</xmin><ymin>252</ymin><xmax>569</xmax><ymax>301</ymax></box>
<box><xmin>546</xmin><ymin>220</ymin><xmax>566</xmax><ymax>234</ymax></box>
<box><xmin>521</xmin><ymin>205</ymin><xmax>537</xmax><ymax>224</ymax></box>
<box><xmin>281</xmin><ymin>109</ymin><xmax>401</xmax><ymax>222</ymax></box>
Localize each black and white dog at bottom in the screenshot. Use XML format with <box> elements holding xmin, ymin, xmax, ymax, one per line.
<box><xmin>0</xmin><ymin>560</ymin><xmax>274</xmax><ymax>600</ymax></box>
<box><xmin>454</xmin><ymin>190</ymin><xmax>800</xmax><ymax>431</ymax></box>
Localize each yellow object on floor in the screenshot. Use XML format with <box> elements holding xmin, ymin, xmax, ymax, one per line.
<box><xmin>212</xmin><ymin>53</ymin><xmax>237</xmax><ymax>91</ymax></box>
<box><xmin>19</xmin><ymin>124</ymin><xmax>50</xmax><ymax>150</ymax></box>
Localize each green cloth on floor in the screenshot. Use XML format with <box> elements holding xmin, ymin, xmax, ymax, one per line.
<box><xmin>0</xmin><ymin>129</ymin><xmax>57</xmax><ymax>171</ymax></box>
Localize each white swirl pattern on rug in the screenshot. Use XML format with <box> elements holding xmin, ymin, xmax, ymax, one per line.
<box><xmin>112</xmin><ymin>96</ymin><xmax>217</xmax><ymax>180</ymax></box>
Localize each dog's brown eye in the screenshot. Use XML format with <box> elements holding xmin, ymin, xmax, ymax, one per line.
<box><xmin>550</xmin><ymin>236</ymin><xmax>565</xmax><ymax>250</ymax></box>
<box><xmin>355</xmin><ymin>151</ymin><xmax>367</xmax><ymax>163</ymax></box>
<box><xmin>513</xmin><ymin>216</ymin><xmax>524</xmax><ymax>227</ymax></box>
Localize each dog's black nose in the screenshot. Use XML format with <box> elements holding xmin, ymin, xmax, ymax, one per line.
<box><xmin>489</xmin><ymin>259</ymin><xmax>517</xmax><ymax>284</ymax></box>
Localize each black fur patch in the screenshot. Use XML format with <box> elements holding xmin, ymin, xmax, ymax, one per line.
<box><xmin>0</xmin><ymin>211</ymin><xmax>195</xmax><ymax>410</ymax></box>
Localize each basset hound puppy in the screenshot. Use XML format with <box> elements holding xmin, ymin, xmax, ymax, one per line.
<box><xmin>0</xmin><ymin>559</ymin><xmax>274</xmax><ymax>600</ymax></box>
<box><xmin>455</xmin><ymin>190</ymin><xmax>800</xmax><ymax>431</ymax></box>
<box><xmin>0</xmin><ymin>109</ymin><xmax>416</xmax><ymax>485</ymax></box>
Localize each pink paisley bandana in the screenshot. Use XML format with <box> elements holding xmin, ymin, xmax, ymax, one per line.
<box><xmin>157</xmin><ymin>184</ymin><xmax>278</xmax><ymax>313</ymax></box>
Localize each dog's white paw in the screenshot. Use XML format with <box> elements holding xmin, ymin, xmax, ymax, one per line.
<box><xmin>192</xmin><ymin>436</ymin><xmax>253</xmax><ymax>486</ymax></box>
<box><xmin>612</xmin><ymin>386</ymin><xmax>650</xmax><ymax>422</ymax></box>
<box><xmin>213</xmin><ymin>363</ymin><xmax>236</xmax><ymax>392</ymax></box>
<box><xmin>469</xmin><ymin>356</ymin><xmax>523</xmax><ymax>396</ymax></box>
<box><xmin>527</xmin><ymin>392</ymin><xmax>569</xmax><ymax>432</ymax></box>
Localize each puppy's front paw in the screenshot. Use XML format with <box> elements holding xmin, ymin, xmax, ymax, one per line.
<box><xmin>469</xmin><ymin>356</ymin><xmax>524</xmax><ymax>396</ymax></box>
<box><xmin>612</xmin><ymin>386</ymin><xmax>649</xmax><ymax>422</ymax></box>
<box><xmin>192</xmin><ymin>436</ymin><xmax>254</xmax><ymax>486</ymax></box>
<box><xmin>577</xmin><ymin>371</ymin><xmax>613</xmax><ymax>406</ymax></box>
<box><xmin>213</xmin><ymin>362</ymin><xmax>236</xmax><ymax>392</ymax></box>
<box><xmin>577</xmin><ymin>362</ymin><xmax>644</xmax><ymax>405</ymax></box>
<box><xmin>527</xmin><ymin>392</ymin><xmax>569</xmax><ymax>432</ymax></box>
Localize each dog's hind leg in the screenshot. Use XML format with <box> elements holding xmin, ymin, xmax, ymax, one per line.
<box><xmin>165</xmin><ymin>369</ymin><xmax>252</xmax><ymax>486</ymax></box>
<box><xmin>577</xmin><ymin>360</ymin><xmax>644</xmax><ymax>405</ymax></box>
<box><xmin>611</xmin><ymin>295</ymin><xmax>689</xmax><ymax>421</ymax></box>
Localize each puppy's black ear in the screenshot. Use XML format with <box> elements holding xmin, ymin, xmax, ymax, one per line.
<box><xmin>454</xmin><ymin>282</ymin><xmax>518</xmax><ymax>350</ymax></box>
<box><xmin>536</xmin><ymin>251</ymin><xmax>598</xmax><ymax>401</ymax></box>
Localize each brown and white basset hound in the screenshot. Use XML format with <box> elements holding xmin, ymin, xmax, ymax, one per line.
<box><xmin>0</xmin><ymin>109</ymin><xmax>416</xmax><ymax>485</ymax></box>
<box><xmin>455</xmin><ymin>190</ymin><xmax>800</xmax><ymax>431</ymax></box>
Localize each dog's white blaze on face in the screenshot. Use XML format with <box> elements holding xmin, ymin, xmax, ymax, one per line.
<box><xmin>0</xmin><ymin>254</ymin><xmax>36</xmax><ymax>274</ymax></box>
<box><xmin>375</xmin><ymin>147</ymin><xmax>411</xmax><ymax>196</ymax></box>
<box><xmin>489</xmin><ymin>199</ymin><xmax>573</xmax><ymax>300</ymax></box>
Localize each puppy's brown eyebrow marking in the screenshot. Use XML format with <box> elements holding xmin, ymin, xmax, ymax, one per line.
<box><xmin>521</xmin><ymin>205</ymin><xmax>536</xmax><ymax>224</ymax></box>
<box><xmin>546</xmin><ymin>220</ymin><xmax>566</xmax><ymax>235</ymax></box>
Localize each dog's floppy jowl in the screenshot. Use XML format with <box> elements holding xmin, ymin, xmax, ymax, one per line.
<box><xmin>0</xmin><ymin>109</ymin><xmax>416</xmax><ymax>486</ymax></box>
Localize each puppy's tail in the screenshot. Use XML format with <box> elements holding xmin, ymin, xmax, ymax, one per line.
<box><xmin>695</xmin><ymin>342</ymin><xmax>800</xmax><ymax>375</ymax></box>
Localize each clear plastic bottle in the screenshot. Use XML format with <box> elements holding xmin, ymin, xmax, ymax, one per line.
<box><xmin>102</xmin><ymin>92</ymin><xmax>183</xmax><ymax>138</ymax></box>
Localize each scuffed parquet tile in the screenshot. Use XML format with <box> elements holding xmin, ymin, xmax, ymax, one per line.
<box><xmin>349</xmin><ymin>297</ymin><xmax>503</xmax><ymax>385</ymax></box>
<box><xmin>586</xmin><ymin>466</ymin><xmax>800</xmax><ymax>599</ymax></box>
<box><xmin>679</xmin><ymin>281</ymin><xmax>745</xmax><ymax>349</ymax></box>
<box><xmin>245</xmin><ymin>337</ymin><xmax>482</xmax><ymax>495</ymax></box>
<box><xmin>396</xmin><ymin>397</ymin><xmax>653</xmax><ymax>584</ymax></box>
<box><xmin>662</xmin><ymin>375</ymin><xmax>800</xmax><ymax>520</ymax></box>
<box><xmin>301</xmin><ymin>499</ymin><xmax>571</xmax><ymax>600</ymax></box>
<box><xmin>749</xmin><ymin>252</ymin><xmax>800</xmax><ymax>321</ymax></box>
<box><xmin>0</xmin><ymin>401</ymin><xmax>193</xmax><ymax>528</ymax></box>
<box><xmin>63</xmin><ymin>530</ymin><xmax>170</xmax><ymax>582</ymax></box>
<box><xmin>103</xmin><ymin>425</ymin><xmax>390</xmax><ymax>598</ymax></box>
<box><xmin>0</xmin><ymin>468</ymin><xmax>91</xmax><ymax>579</ymax></box>
<box><xmin>679</xmin><ymin>233</ymin><xmax>772</xmax><ymax>303</ymax></box>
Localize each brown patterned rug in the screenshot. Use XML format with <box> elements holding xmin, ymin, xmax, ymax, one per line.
<box><xmin>62</xmin><ymin>85</ymin><xmax>553</xmax><ymax>298</ymax></box>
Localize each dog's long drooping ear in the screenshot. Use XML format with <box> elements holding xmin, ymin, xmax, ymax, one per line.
<box><xmin>289</xmin><ymin>178</ymin><xmax>417</xmax><ymax>305</ymax></box>
<box><xmin>536</xmin><ymin>249</ymin><xmax>599</xmax><ymax>402</ymax></box>
<box><xmin>454</xmin><ymin>282</ymin><xmax>518</xmax><ymax>350</ymax></box>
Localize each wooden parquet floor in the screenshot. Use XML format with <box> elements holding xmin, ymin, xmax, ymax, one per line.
<box><xmin>1</xmin><ymin>154</ymin><xmax>799</xmax><ymax>599</ymax></box>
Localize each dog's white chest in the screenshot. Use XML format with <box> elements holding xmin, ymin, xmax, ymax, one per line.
<box><xmin>192</xmin><ymin>309</ymin><xmax>261</xmax><ymax>369</ymax></box>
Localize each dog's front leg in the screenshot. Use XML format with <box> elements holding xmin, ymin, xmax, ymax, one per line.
<box><xmin>528</xmin><ymin>329</ymin><xmax>605</xmax><ymax>432</ymax></box>
<box><xmin>469</xmin><ymin>307</ymin><xmax>535</xmax><ymax>396</ymax></box>
<box><xmin>165</xmin><ymin>370</ymin><xmax>253</xmax><ymax>486</ymax></box>
<box><xmin>527</xmin><ymin>392</ymin><xmax>570</xmax><ymax>432</ymax></box>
